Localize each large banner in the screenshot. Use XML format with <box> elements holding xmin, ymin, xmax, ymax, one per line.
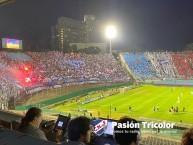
<box><xmin>25</xmin><ymin>86</ymin><xmax>46</xmax><ymax>95</ymax></box>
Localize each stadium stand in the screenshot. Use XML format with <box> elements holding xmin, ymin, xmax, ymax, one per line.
<box><xmin>2</xmin><ymin>50</ymin><xmax>193</xmax><ymax>109</ymax></box>
<box><xmin>122</xmin><ymin>51</ymin><xmax>193</xmax><ymax>80</ymax></box>
<box><xmin>0</xmin><ymin>109</ymin><xmax>184</xmax><ymax>145</ymax></box>
<box><xmin>0</xmin><ymin>110</ymin><xmax>22</xmax><ymax>128</ymax></box>
<box><xmin>0</xmin><ymin>51</ymin><xmax>129</xmax><ymax>109</ymax></box>
<box><xmin>0</xmin><ymin>52</ymin><xmax>25</xmax><ymax>108</ymax></box>
<box><xmin>26</xmin><ymin>51</ymin><xmax>128</xmax><ymax>84</ymax></box>
<box><xmin>0</xmin><ymin>127</ymin><xmax>182</xmax><ymax>145</ymax></box>
<box><xmin>170</xmin><ymin>52</ymin><xmax>193</xmax><ymax>79</ymax></box>
<box><xmin>3</xmin><ymin>50</ymin><xmax>193</xmax><ymax>145</ymax></box>
<box><xmin>123</xmin><ymin>53</ymin><xmax>157</xmax><ymax>79</ymax></box>
<box><xmin>0</xmin><ymin>127</ymin><xmax>57</xmax><ymax>145</ymax></box>
<box><xmin>145</xmin><ymin>52</ymin><xmax>178</xmax><ymax>78</ymax></box>
<box><xmin>4</xmin><ymin>52</ymin><xmax>33</xmax><ymax>61</ymax></box>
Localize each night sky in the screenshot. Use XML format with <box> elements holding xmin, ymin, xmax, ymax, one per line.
<box><xmin>1</xmin><ymin>0</ymin><xmax>193</xmax><ymax>51</ymax></box>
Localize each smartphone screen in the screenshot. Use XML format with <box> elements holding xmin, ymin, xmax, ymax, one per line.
<box><xmin>53</xmin><ymin>115</ymin><xmax>70</xmax><ymax>133</ymax></box>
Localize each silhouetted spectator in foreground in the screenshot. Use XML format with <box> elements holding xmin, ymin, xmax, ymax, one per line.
<box><xmin>114</xmin><ymin>117</ymin><xmax>140</xmax><ymax>145</ymax></box>
<box><xmin>63</xmin><ymin>116</ymin><xmax>91</xmax><ymax>145</ymax></box>
<box><xmin>181</xmin><ymin>128</ymin><xmax>193</xmax><ymax>145</ymax></box>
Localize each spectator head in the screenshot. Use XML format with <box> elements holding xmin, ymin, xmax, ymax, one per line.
<box><xmin>19</xmin><ymin>107</ymin><xmax>43</xmax><ymax>129</ymax></box>
<box><xmin>114</xmin><ymin>117</ymin><xmax>140</xmax><ymax>145</ymax></box>
<box><xmin>67</xmin><ymin>116</ymin><xmax>91</xmax><ymax>143</ymax></box>
<box><xmin>181</xmin><ymin>128</ymin><xmax>193</xmax><ymax>145</ymax></box>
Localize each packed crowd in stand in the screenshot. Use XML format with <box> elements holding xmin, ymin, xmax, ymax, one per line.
<box><xmin>123</xmin><ymin>51</ymin><xmax>193</xmax><ymax>80</ymax></box>
<box><xmin>1</xmin><ymin>49</ymin><xmax>193</xmax><ymax>144</ymax></box>
<box><xmin>170</xmin><ymin>51</ymin><xmax>193</xmax><ymax>79</ymax></box>
<box><xmin>1</xmin><ymin>50</ymin><xmax>193</xmax><ymax>109</ymax></box>
<box><xmin>0</xmin><ymin>52</ymin><xmax>22</xmax><ymax>109</ymax></box>
<box><xmin>26</xmin><ymin>51</ymin><xmax>128</xmax><ymax>84</ymax></box>
<box><xmin>0</xmin><ymin>51</ymin><xmax>128</xmax><ymax>108</ymax></box>
<box><xmin>145</xmin><ymin>52</ymin><xmax>178</xmax><ymax>78</ymax></box>
<box><xmin>124</xmin><ymin>53</ymin><xmax>157</xmax><ymax>79</ymax></box>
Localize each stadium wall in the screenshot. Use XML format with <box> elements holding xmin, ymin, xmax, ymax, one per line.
<box><xmin>144</xmin><ymin>80</ymin><xmax>193</xmax><ymax>87</ymax></box>
<box><xmin>15</xmin><ymin>82</ymin><xmax>132</xmax><ymax>110</ymax></box>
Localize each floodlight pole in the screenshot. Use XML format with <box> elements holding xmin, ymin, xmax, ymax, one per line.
<box><xmin>109</xmin><ymin>38</ymin><xmax>112</xmax><ymax>54</ymax></box>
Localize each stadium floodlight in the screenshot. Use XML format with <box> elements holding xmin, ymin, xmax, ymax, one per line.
<box><xmin>106</xmin><ymin>25</ymin><xmax>116</xmax><ymax>54</ymax></box>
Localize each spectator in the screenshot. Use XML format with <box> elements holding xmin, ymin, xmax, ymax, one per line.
<box><xmin>17</xmin><ymin>107</ymin><xmax>47</xmax><ymax>140</ymax></box>
<box><xmin>64</xmin><ymin>116</ymin><xmax>91</xmax><ymax>145</ymax></box>
<box><xmin>114</xmin><ymin>117</ymin><xmax>140</xmax><ymax>145</ymax></box>
<box><xmin>181</xmin><ymin>128</ymin><xmax>193</xmax><ymax>145</ymax></box>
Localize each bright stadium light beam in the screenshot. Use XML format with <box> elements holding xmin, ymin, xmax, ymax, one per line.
<box><xmin>106</xmin><ymin>25</ymin><xmax>116</xmax><ymax>54</ymax></box>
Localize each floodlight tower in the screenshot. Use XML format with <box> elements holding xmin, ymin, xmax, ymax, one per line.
<box><xmin>106</xmin><ymin>25</ymin><xmax>116</xmax><ymax>54</ymax></box>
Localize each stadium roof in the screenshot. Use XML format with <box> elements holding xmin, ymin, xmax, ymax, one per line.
<box><xmin>0</xmin><ymin>0</ymin><xmax>14</xmax><ymax>6</ymax></box>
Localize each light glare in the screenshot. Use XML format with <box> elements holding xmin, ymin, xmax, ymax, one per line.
<box><xmin>106</xmin><ymin>26</ymin><xmax>116</xmax><ymax>39</ymax></box>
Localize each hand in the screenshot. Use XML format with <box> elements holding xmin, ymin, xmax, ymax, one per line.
<box><xmin>56</xmin><ymin>129</ymin><xmax>63</xmax><ymax>137</ymax></box>
<box><xmin>55</xmin><ymin>129</ymin><xmax>63</xmax><ymax>143</ymax></box>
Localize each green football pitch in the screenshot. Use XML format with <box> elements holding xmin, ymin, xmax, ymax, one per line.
<box><xmin>52</xmin><ymin>85</ymin><xmax>193</xmax><ymax>124</ymax></box>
